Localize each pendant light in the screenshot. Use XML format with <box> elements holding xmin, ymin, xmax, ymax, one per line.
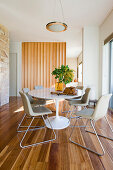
<box><xmin>46</xmin><ymin>0</ymin><xmax>67</xmax><ymax>32</ymax></box>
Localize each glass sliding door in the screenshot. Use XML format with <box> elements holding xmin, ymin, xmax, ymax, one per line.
<box><xmin>109</xmin><ymin>40</ymin><xmax>113</xmax><ymax>109</ymax></box>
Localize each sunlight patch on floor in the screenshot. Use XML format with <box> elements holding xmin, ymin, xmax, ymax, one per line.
<box><xmin>14</xmin><ymin>106</ymin><xmax>24</xmax><ymax>113</ymax></box>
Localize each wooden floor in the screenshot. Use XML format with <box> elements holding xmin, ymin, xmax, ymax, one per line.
<box><xmin>0</xmin><ymin>97</ymin><xmax>113</xmax><ymax>170</ymax></box>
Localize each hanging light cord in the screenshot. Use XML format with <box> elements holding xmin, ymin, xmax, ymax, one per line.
<box><xmin>59</xmin><ymin>0</ymin><xmax>65</xmax><ymax>22</ymax></box>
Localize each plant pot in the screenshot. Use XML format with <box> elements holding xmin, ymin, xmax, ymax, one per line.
<box><xmin>55</xmin><ymin>82</ymin><xmax>63</xmax><ymax>91</ymax></box>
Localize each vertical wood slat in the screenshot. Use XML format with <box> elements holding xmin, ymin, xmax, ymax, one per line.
<box><xmin>48</xmin><ymin>43</ymin><xmax>50</xmax><ymax>88</ymax></box>
<box><xmin>22</xmin><ymin>43</ymin><xmax>25</xmax><ymax>88</ymax></box>
<box><xmin>57</xmin><ymin>43</ymin><xmax>60</xmax><ymax>67</ymax></box>
<box><xmin>63</xmin><ymin>42</ymin><xmax>66</xmax><ymax>66</ymax></box>
<box><xmin>31</xmin><ymin>42</ymin><xmax>34</xmax><ymax>90</ymax></box>
<box><xmin>25</xmin><ymin>43</ymin><xmax>28</xmax><ymax>88</ymax></box>
<box><xmin>28</xmin><ymin>42</ymin><xmax>31</xmax><ymax>89</ymax></box>
<box><xmin>38</xmin><ymin>43</ymin><xmax>41</xmax><ymax>86</ymax></box>
<box><xmin>46</xmin><ymin>43</ymin><xmax>48</xmax><ymax>87</ymax></box>
<box><xmin>51</xmin><ymin>43</ymin><xmax>54</xmax><ymax>86</ymax></box>
<box><xmin>34</xmin><ymin>43</ymin><xmax>37</xmax><ymax>87</ymax></box>
<box><xmin>41</xmin><ymin>43</ymin><xmax>44</xmax><ymax>86</ymax></box>
<box><xmin>60</xmin><ymin>43</ymin><xmax>63</xmax><ymax>65</ymax></box>
<box><xmin>43</xmin><ymin>43</ymin><xmax>45</xmax><ymax>87</ymax></box>
<box><xmin>22</xmin><ymin>42</ymin><xmax>66</xmax><ymax>90</ymax></box>
<box><xmin>54</xmin><ymin>43</ymin><xmax>57</xmax><ymax>84</ymax></box>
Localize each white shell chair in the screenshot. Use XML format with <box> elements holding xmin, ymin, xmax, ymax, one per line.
<box><xmin>69</xmin><ymin>94</ymin><xmax>112</xmax><ymax>156</ymax></box>
<box><xmin>68</xmin><ymin>88</ymin><xmax>91</xmax><ymax>106</ymax></box>
<box><xmin>67</xmin><ymin>88</ymin><xmax>91</xmax><ymax>121</ymax></box>
<box><xmin>62</xmin><ymin>86</ymin><xmax>84</xmax><ymax>114</ymax></box>
<box><xmin>34</xmin><ymin>85</ymin><xmax>43</xmax><ymax>90</ymax></box>
<box><xmin>22</xmin><ymin>88</ymin><xmax>46</xmax><ymax>106</ymax></box>
<box><xmin>18</xmin><ymin>91</ymin><xmax>56</xmax><ymax>148</ymax></box>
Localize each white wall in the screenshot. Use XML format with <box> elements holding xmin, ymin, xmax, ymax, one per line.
<box><xmin>102</xmin><ymin>43</ymin><xmax>110</xmax><ymax>95</ymax></box>
<box><xmin>83</xmin><ymin>27</ymin><xmax>99</xmax><ymax>99</ymax></box>
<box><xmin>99</xmin><ymin>10</ymin><xmax>113</xmax><ymax>96</ymax></box>
<box><xmin>9</xmin><ymin>53</ymin><xmax>17</xmax><ymax>96</ymax></box>
<box><xmin>9</xmin><ymin>42</ymin><xmax>22</xmax><ymax>96</ymax></box>
<box><xmin>77</xmin><ymin>52</ymin><xmax>83</xmax><ymax>86</ymax></box>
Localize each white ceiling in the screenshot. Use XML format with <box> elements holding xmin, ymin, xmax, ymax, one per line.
<box><xmin>0</xmin><ymin>0</ymin><xmax>113</xmax><ymax>57</ymax></box>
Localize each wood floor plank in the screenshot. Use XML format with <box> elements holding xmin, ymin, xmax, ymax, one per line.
<box><xmin>0</xmin><ymin>97</ymin><xmax>113</xmax><ymax>170</ymax></box>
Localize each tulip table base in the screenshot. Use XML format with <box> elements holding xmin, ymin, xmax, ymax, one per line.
<box><xmin>45</xmin><ymin>116</ymin><xmax>70</xmax><ymax>130</ymax></box>
<box><xmin>45</xmin><ymin>99</ymin><xmax>70</xmax><ymax>130</ymax></box>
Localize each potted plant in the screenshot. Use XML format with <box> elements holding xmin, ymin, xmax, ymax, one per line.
<box><xmin>52</xmin><ymin>65</ymin><xmax>75</xmax><ymax>91</ymax></box>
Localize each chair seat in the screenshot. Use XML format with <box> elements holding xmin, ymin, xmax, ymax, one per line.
<box><xmin>66</xmin><ymin>96</ymin><xmax>81</xmax><ymax>101</ymax></box>
<box><xmin>31</xmin><ymin>99</ymin><xmax>46</xmax><ymax>106</ymax></box>
<box><xmin>75</xmin><ymin>108</ymin><xmax>94</xmax><ymax>119</ymax></box>
<box><xmin>32</xmin><ymin>106</ymin><xmax>52</xmax><ymax>116</ymax></box>
<box><xmin>68</xmin><ymin>99</ymin><xmax>87</xmax><ymax>106</ymax></box>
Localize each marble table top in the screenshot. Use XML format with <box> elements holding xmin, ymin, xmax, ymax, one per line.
<box><xmin>28</xmin><ymin>87</ymin><xmax>82</xmax><ymax>100</ymax></box>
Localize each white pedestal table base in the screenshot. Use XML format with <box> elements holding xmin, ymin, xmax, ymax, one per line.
<box><xmin>45</xmin><ymin>116</ymin><xmax>70</xmax><ymax>130</ymax></box>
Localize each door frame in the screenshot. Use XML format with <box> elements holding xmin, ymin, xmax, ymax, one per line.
<box><xmin>9</xmin><ymin>52</ymin><xmax>17</xmax><ymax>96</ymax></box>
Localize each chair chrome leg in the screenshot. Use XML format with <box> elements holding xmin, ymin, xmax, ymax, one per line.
<box><xmin>67</xmin><ymin>105</ymin><xmax>76</xmax><ymax>119</ymax></box>
<box><xmin>68</xmin><ymin>106</ymin><xmax>81</xmax><ymax>125</ymax></box>
<box><xmin>17</xmin><ymin>126</ymin><xmax>46</xmax><ymax>133</ymax></box>
<box><xmin>69</xmin><ymin>118</ymin><xmax>105</xmax><ymax>156</ymax></box>
<box><xmin>90</xmin><ymin>120</ymin><xmax>105</xmax><ymax>156</ymax></box>
<box><xmin>85</xmin><ymin>116</ymin><xmax>113</xmax><ymax>141</ymax></box>
<box><xmin>42</xmin><ymin>115</ymin><xmax>56</xmax><ymax>140</ymax></box>
<box><xmin>61</xmin><ymin>100</ymin><xmax>69</xmax><ymax>113</ymax></box>
<box><xmin>20</xmin><ymin>117</ymin><xmax>35</xmax><ymax>148</ymax></box>
<box><xmin>69</xmin><ymin>106</ymin><xmax>87</xmax><ymax>123</ymax></box>
<box><xmin>70</xmin><ymin>118</ymin><xmax>89</xmax><ymax>128</ymax></box>
<box><xmin>69</xmin><ymin>118</ymin><xmax>78</xmax><ymax>138</ymax></box>
<box><xmin>105</xmin><ymin>116</ymin><xmax>113</xmax><ymax>133</ymax></box>
<box><xmin>26</xmin><ymin>116</ymin><xmax>42</xmax><ymax>119</ymax></box>
<box><xmin>17</xmin><ymin>113</ymin><xmax>45</xmax><ymax>133</ymax></box>
<box><xmin>66</xmin><ymin>106</ymin><xmax>73</xmax><ymax>119</ymax></box>
<box><xmin>19</xmin><ymin>116</ymin><xmax>56</xmax><ymax>149</ymax></box>
<box><xmin>17</xmin><ymin>113</ymin><xmax>26</xmax><ymax>132</ymax></box>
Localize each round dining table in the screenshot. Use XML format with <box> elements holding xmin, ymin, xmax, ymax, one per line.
<box><xmin>28</xmin><ymin>87</ymin><xmax>82</xmax><ymax>130</ymax></box>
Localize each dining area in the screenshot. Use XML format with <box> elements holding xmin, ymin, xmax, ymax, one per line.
<box><xmin>18</xmin><ymin>83</ymin><xmax>112</xmax><ymax>158</ymax></box>
<box><xmin>0</xmin><ymin>0</ymin><xmax>113</xmax><ymax>169</ymax></box>
<box><xmin>0</xmin><ymin>48</ymin><xmax>113</xmax><ymax>170</ymax></box>
<box><xmin>1</xmin><ymin>84</ymin><xmax>113</xmax><ymax>169</ymax></box>
<box><xmin>1</xmin><ymin>39</ymin><xmax>113</xmax><ymax>169</ymax></box>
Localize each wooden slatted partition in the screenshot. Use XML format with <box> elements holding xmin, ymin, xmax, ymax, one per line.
<box><xmin>22</xmin><ymin>42</ymin><xmax>66</xmax><ymax>90</ymax></box>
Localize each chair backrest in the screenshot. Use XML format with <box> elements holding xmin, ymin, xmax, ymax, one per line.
<box><xmin>34</xmin><ymin>85</ymin><xmax>43</xmax><ymax>90</ymax></box>
<box><xmin>22</xmin><ymin>88</ymin><xmax>30</xmax><ymax>93</ymax></box>
<box><xmin>76</xmin><ymin>86</ymin><xmax>84</xmax><ymax>90</ymax></box>
<box><xmin>22</xmin><ymin>88</ymin><xmax>33</xmax><ymax>103</ymax></box>
<box><xmin>81</xmin><ymin>88</ymin><xmax>91</xmax><ymax>104</ymax></box>
<box><xmin>92</xmin><ymin>94</ymin><xmax>112</xmax><ymax>120</ymax></box>
<box><xmin>19</xmin><ymin>91</ymin><xmax>33</xmax><ymax>116</ymax></box>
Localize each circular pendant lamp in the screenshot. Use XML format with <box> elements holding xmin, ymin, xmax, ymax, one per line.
<box><xmin>46</xmin><ymin>22</ymin><xmax>67</xmax><ymax>32</ymax></box>
<box><xmin>46</xmin><ymin>0</ymin><xmax>67</xmax><ymax>32</ymax></box>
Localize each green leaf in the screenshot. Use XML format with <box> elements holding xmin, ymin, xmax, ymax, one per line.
<box><xmin>51</xmin><ymin>64</ymin><xmax>75</xmax><ymax>84</ymax></box>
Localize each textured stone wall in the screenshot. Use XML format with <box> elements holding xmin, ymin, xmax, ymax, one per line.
<box><xmin>0</xmin><ymin>24</ymin><xmax>9</xmax><ymax>106</ymax></box>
